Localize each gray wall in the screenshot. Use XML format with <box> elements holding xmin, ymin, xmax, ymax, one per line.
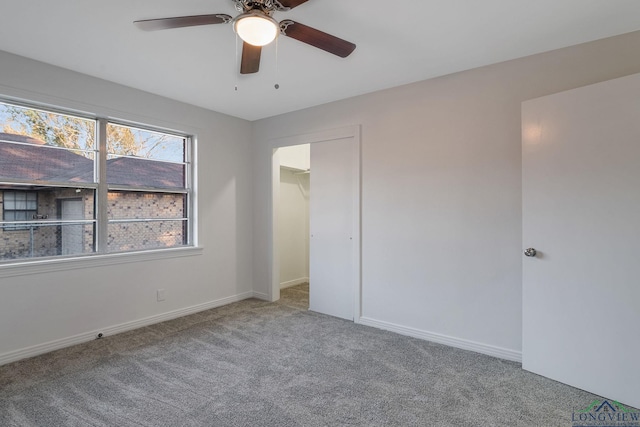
<box><xmin>251</xmin><ymin>30</ymin><xmax>640</xmax><ymax>358</ymax></box>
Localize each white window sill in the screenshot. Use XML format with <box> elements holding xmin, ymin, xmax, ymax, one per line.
<box><xmin>0</xmin><ymin>246</ymin><xmax>204</xmax><ymax>279</ymax></box>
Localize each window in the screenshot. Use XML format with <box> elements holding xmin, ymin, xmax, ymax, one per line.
<box><xmin>0</xmin><ymin>100</ymin><xmax>193</xmax><ymax>262</ymax></box>
<box><xmin>105</xmin><ymin>123</ymin><xmax>189</xmax><ymax>252</ymax></box>
<box><xmin>2</xmin><ymin>191</ymin><xmax>38</xmax><ymax>231</ymax></box>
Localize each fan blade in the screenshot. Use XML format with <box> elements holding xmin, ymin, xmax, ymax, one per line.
<box><xmin>280</xmin><ymin>20</ymin><xmax>356</xmax><ymax>58</ymax></box>
<box><xmin>276</xmin><ymin>0</ymin><xmax>310</xmax><ymax>9</ymax></box>
<box><xmin>241</xmin><ymin>42</ymin><xmax>262</xmax><ymax>74</ymax></box>
<box><xmin>134</xmin><ymin>14</ymin><xmax>232</xmax><ymax>31</ymax></box>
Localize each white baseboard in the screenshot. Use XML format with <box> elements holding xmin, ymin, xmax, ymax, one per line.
<box><xmin>0</xmin><ymin>291</ymin><xmax>255</xmax><ymax>366</ymax></box>
<box><xmin>358</xmin><ymin>316</ymin><xmax>522</xmax><ymax>363</ymax></box>
<box><xmin>252</xmin><ymin>291</ymin><xmax>271</xmax><ymax>301</ymax></box>
<box><xmin>280</xmin><ymin>277</ymin><xmax>309</xmax><ymax>290</ymax></box>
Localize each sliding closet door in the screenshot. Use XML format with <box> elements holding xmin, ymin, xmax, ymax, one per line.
<box><xmin>309</xmin><ymin>137</ymin><xmax>357</xmax><ymax>320</ymax></box>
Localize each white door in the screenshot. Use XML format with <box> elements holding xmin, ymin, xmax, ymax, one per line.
<box><xmin>309</xmin><ymin>137</ymin><xmax>357</xmax><ymax>320</ymax></box>
<box><xmin>60</xmin><ymin>199</ymin><xmax>84</xmax><ymax>255</ymax></box>
<box><xmin>522</xmin><ymin>73</ymin><xmax>640</xmax><ymax>408</ymax></box>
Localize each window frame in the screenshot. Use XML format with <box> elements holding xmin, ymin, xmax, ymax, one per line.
<box><xmin>0</xmin><ymin>99</ymin><xmax>196</xmax><ymax>264</ymax></box>
<box><xmin>99</xmin><ymin>119</ymin><xmax>193</xmax><ymax>253</ymax></box>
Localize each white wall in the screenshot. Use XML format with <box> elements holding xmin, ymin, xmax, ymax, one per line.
<box><xmin>277</xmin><ymin>167</ymin><xmax>309</xmax><ymax>288</ymax></box>
<box><xmin>252</xmin><ymin>30</ymin><xmax>640</xmax><ymax>359</ymax></box>
<box><xmin>0</xmin><ymin>50</ymin><xmax>254</xmax><ymax>362</ymax></box>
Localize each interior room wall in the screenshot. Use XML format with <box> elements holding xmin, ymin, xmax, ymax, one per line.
<box><xmin>251</xmin><ymin>30</ymin><xmax>640</xmax><ymax>359</ymax></box>
<box><xmin>0</xmin><ymin>50</ymin><xmax>254</xmax><ymax>363</ymax></box>
<box><xmin>277</xmin><ymin>167</ymin><xmax>310</xmax><ymax>288</ymax></box>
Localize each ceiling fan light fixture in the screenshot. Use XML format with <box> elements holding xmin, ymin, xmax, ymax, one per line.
<box><xmin>234</xmin><ymin>12</ymin><xmax>279</xmax><ymax>47</ymax></box>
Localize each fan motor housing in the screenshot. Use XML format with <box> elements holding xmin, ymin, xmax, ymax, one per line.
<box><xmin>234</xmin><ymin>0</ymin><xmax>290</xmax><ymax>13</ymax></box>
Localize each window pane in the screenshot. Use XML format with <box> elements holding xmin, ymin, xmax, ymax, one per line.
<box><xmin>106</xmin><ymin>123</ymin><xmax>186</xmax><ymax>190</ymax></box>
<box><xmin>107</xmin><ymin>220</ymin><xmax>186</xmax><ymax>253</ymax></box>
<box><xmin>0</xmin><ymin>102</ymin><xmax>95</xmax><ymax>151</ymax></box>
<box><xmin>0</xmin><ymin>142</ymin><xmax>95</xmax><ymax>183</ymax></box>
<box><xmin>58</xmin><ymin>223</ymin><xmax>94</xmax><ymax>256</ymax></box>
<box><xmin>0</xmin><ymin>223</ymin><xmax>94</xmax><ymax>260</ymax></box>
<box><xmin>1</xmin><ymin>187</ymin><xmax>95</xmax><ymax>260</ymax></box>
<box><xmin>106</xmin><ymin>190</ymin><xmax>187</xmax><ymax>253</ymax></box>
<box><xmin>106</xmin><ymin>158</ymin><xmax>185</xmax><ymax>189</ymax></box>
<box><xmin>107</xmin><ymin>123</ymin><xmax>184</xmax><ymax>162</ymax></box>
<box><xmin>0</xmin><ymin>102</ymin><xmax>95</xmax><ymax>184</ymax></box>
<box><xmin>107</xmin><ymin>191</ymin><xmax>186</xmax><ymax>220</ymax></box>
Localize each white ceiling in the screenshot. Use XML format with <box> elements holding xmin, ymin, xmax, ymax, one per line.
<box><xmin>1</xmin><ymin>1</ymin><xmax>640</xmax><ymax>121</ymax></box>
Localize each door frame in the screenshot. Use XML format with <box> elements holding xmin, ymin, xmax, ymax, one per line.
<box><xmin>268</xmin><ymin>125</ymin><xmax>361</xmax><ymax>322</ymax></box>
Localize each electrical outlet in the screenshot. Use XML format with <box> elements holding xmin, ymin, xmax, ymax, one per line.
<box><xmin>157</xmin><ymin>289</ymin><xmax>165</xmax><ymax>302</ymax></box>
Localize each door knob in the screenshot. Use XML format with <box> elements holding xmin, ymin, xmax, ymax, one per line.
<box><xmin>524</xmin><ymin>248</ymin><xmax>537</xmax><ymax>257</ymax></box>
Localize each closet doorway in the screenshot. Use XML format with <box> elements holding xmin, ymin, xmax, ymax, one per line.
<box><xmin>277</xmin><ymin>144</ymin><xmax>311</xmax><ymax>309</ymax></box>
<box><xmin>270</xmin><ymin>126</ymin><xmax>361</xmax><ymax>321</ymax></box>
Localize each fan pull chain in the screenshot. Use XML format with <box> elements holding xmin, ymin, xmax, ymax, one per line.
<box><xmin>235</xmin><ymin>33</ymin><xmax>239</xmax><ymax>91</ymax></box>
<box><xmin>274</xmin><ymin>36</ymin><xmax>280</xmax><ymax>90</ymax></box>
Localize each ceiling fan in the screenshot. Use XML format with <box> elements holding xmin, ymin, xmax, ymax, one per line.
<box><xmin>134</xmin><ymin>0</ymin><xmax>356</xmax><ymax>75</ymax></box>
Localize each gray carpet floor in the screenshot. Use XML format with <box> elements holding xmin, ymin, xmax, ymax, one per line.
<box><xmin>0</xmin><ymin>284</ymin><xmax>633</xmax><ymax>426</ymax></box>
